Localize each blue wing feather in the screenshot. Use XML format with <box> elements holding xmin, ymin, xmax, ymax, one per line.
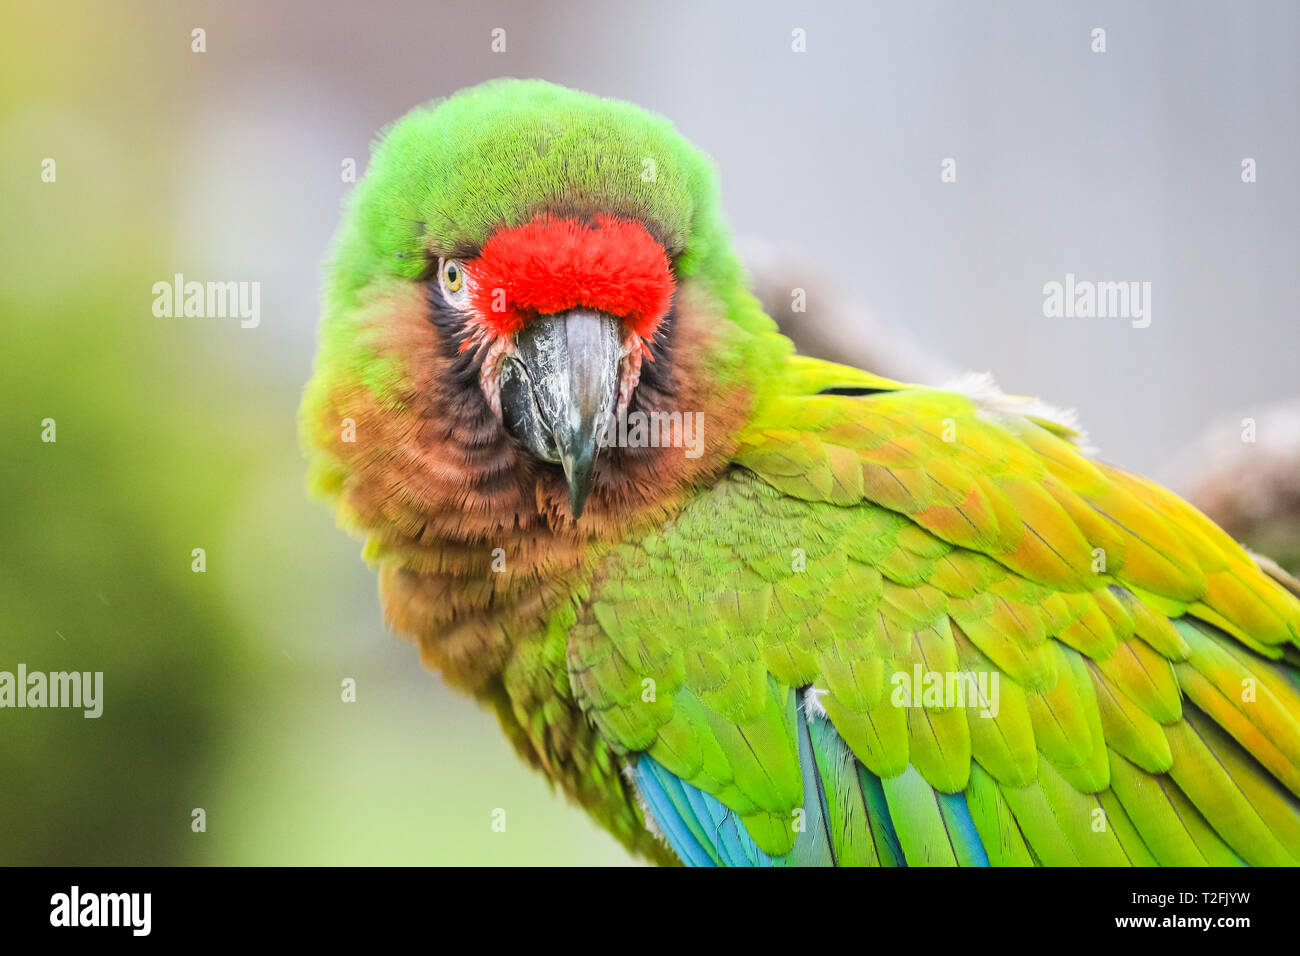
<box><xmin>631</xmin><ymin>697</ymin><xmax>991</xmax><ymax>867</ymax></box>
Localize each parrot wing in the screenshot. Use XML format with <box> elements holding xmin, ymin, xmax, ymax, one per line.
<box><xmin>567</xmin><ymin>358</ymin><xmax>1300</xmax><ymax>865</ymax></box>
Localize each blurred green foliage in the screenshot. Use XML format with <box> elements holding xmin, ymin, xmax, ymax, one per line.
<box><xmin>0</xmin><ymin>2</ymin><xmax>635</xmax><ymax>865</ymax></box>
<box><xmin>0</xmin><ymin>286</ymin><xmax>269</xmax><ymax>863</ymax></box>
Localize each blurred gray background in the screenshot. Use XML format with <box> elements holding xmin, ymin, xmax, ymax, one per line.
<box><xmin>186</xmin><ymin>0</ymin><xmax>1297</xmax><ymax>473</ymax></box>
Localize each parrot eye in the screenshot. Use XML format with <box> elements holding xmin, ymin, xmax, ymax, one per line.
<box><xmin>438</xmin><ymin>257</ymin><xmax>469</xmax><ymax>307</ymax></box>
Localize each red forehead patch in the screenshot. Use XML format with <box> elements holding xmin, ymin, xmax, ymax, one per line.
<box><xmin>467</xmin><ymin>214</ymin><xmax>674</xmax><ymax>341</ymax></box>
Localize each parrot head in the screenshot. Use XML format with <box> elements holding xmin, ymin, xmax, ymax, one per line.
<box><xmin>304</xmin><ymin>79</ymin><xmax>785</xmax><ymax>533</ymax></box>
<box><xmin>438</xmin><ymin>210</ymin><xmax>673</xmax><ymax>518</ymax></box>
<box><xmin>301</xmin><ymin>79</ymin><xmax>789</xmax><ymax>688</ymax></box>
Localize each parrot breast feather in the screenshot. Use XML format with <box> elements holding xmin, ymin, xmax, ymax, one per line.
<box><xmin>566</xmin><ymin>358</ymin><xmax>1300</xmax><ymax>865</ymax></box>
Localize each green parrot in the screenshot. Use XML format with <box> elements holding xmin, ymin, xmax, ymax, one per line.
<box><xmin>301</xmin><ymin>79</ymin><xmax>1300</xmax><ymax>866</ymax></box>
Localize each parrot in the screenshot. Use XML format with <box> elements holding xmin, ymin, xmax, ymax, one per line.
<box><xmin>301</xmin><ymin>78</ymin><xmax>1300</xmax><ymax>867</ymax></box>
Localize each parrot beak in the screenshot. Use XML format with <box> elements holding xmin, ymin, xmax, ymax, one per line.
<box><xmin>499</xmin><ymin>309</ymin><xmax>622</xmax><ymax>520</ymax></box>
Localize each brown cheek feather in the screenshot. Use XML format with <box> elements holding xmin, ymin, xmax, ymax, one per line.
<box><xmin>310</xmin><ymin>281</ymin><xmax>751</xmax><ymax>693</ymax></box>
